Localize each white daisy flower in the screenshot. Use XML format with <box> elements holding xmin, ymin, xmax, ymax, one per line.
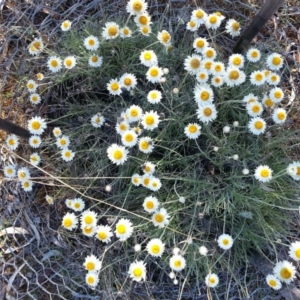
<box><xmin>120</xmin><ymin>73</ymin><xmax>137</xmax><ymax>91</ymax></box>
<box><xmin>266</xmin><ymin>274</ymin><xmax>282</xmax><ymax>290</ymax></box>
<box><xmin>81</xmin><ymin>210</ymin><xmax>98</xmax><ymax>229</ymax></box>
<box><xmin>194</xmin><ymin>84</ymin><xmax>214</xmax><ymax>104</ymax></box>
<box><xmin>228</xmin><ymin>54</ymin><xmax>244</xmax><ymax>69</ymax></box>
<box><xmin>107</xmin><ymin>78</ymin><xmax>122</xmax><ymax>96</ymax></box>
<box><xmin>81</xmin><ymin>225</ymin><xmax>97</xmax><ymax>237</ymax></box>
<box><xmin>205</xmin><ymin>13</ymin><xmax>222</xmax><ymax>29</ymax></box>
<box><xmin>146</xmin><ymin>238</ymin><xmax>165</xmax><ymax>257</ymax></box>
<box><xmin>195</xmin><ymin>70</ymin><xmax>209</xmax><ymax>83</ymax></box>
<box><xmin>29</xmin><ymin>135</ymin><xmax>42</xmax><ymax>148</ymax></box>
<box><xmin>128</xmin><ymin>260</ymin><xmax>146</xmax><ymax>282</ymax></box>
<box><xmin>286</xmin><ymin>161</ymin><xmax>300</xmax><ymax>181</ymax></box>
<box><xmin>138</xmin><ymin>137</ymin><xmax>154</xmax><ymax>154</ymax></box>
<box><xmin>62</xmin><ymin>212</ymin><xmax>78</xmax><ymax>231</ymax></box>
<box><xmin>148</xmin><ymin>177</ymin><xmax>162</xmax><ymax>191</ymax></box>
<box><xmin>134</xmin><ymin>12</ymin><xmax>152</xmax><ymax>27</ymax></box>
<box><xmin>269</xmin><ymin>87</ymin><xmax>284</xmax><ymax>103</ymax></box>
<box><xmin>27</xmin><ymin>80</ymin><xmax>38</xmax><ymax>93</ymax></box>
<box><xmin>139</xmin><ymin>50</ymin><xmax>158</xmax><ymax>67</ymax></box>
<box><xmin>120</xmin><ymin>26</ymin><xmax>132</xmax><ymax>38</ymax></box>
<box><xmin>196</xmin><ymin>103</ymin><xmax>218</xmax><ymax>123</ymax></box>
<box><xmin>126</xmin><ymin>105</ymin><xmax>143</xmax><ymax>123</ymax></box>
<box><xmin>102</xmin><ymin>21</ymin><xmax>119</xmax><ymax>40</ymax></box>
<box><xmin>142</xmin><ymin>161</ymin><xmax>155</xmax><ymax>174</ymax></box>
<box><xmin>157</xmin><ymin>30</ymin><xmax>171</xmax><ymax>46</ymax></box>
<box><xmin>29</xmin><ymin>152</ymin><xmax>41</xmax><ymax>166</ymax></box>
<box><xmin>202</xmin><ymin>59</ymin><xmax>214</xmax><ymax>74</ymax></box>
<box><xmin>115</xmin><ymin>218</ymin><xmax>133</xmax><ymax>241</ymax></box>
<box><xmin>186</xmin><ymin>19</ymin><xmax>199</xmax><ymax>32</ymax></box>
<box><xmin>205</xmin><ymin>273</ymin><xmax>219</xmax><ymax>288</ymax></box>
<box><xmin>21</xmin><ymin>179</ymin><xmax>33</xmax><ymax>192</ymax></box>
<box><xmin>217</xmin><ymin>234</ymin><xmax>233</xmax><ymax>250</ymax></box>
<box><xmin>107</xmin><ymin>144</ymin><xmax>128</xmax><ymax>165</ymax></box>
<box><xmin>83</xmin><ymin>254</ymin><xmax>102</xmax><ymax>272</ymax></box>
<box><xmin>84</xmin><ymin>35</ymin><xmax>99</xmax><ymax>51</ymax></box>
<box><xmin>140</xmin><ymin>26</ymin><xmax>151</xmax><ymax>36</ymax></box>
<box><xmin>85</xmin><ymin>271</ymin><xmax>99</xmax><ymax>288</ymax></box>
<box><xmin>29</xmin><ymin>93</ymin><xmax>41</xmax><ymax>105</ymax></box>
<box><xmin>65</xmin><ymin>199</ymin><xmax>73</xmax><ymax>208</ymax></box>
<box><xmin>266</xmin><ymin>72</ymin><xmax>280</xmax><ymax>85</ymax></box>
<box><xmin>28</xmin><ymin>38</ymin><xmax>44</xmax><ymax>55</ymax></box>
<box><xmin>225</xmin><ymin>19</ymin><xmax>241</xmax><ymax>37</ymax></box>
<box><xmin>27</xmin><ymin>116</ymin><xmax>47</xmax><ymax>135</ymax></box>
<box><xmin>146</xmin><ymin>66</ymin><xmax>164</xmax><ymax>83</ymax></box>
<box><xmin>193</xmin><ymin>37</ymin><xmax>209</xmax><ymax>53</ymax></box>
<box><xmin>45</xmin><ymin>195</ymin><xmax>54</xmax><ymax>205</ymax></box>
<box><xmin>121</xmin><ymin>130</ymin><xmax>138</xmax><ymax>147</ymax></box>
<box><xmin>47</xmin><ymin>56</ymin><xmax>62</xmax><ymax>73</ymax></box>
<box><xmin>273</xmin><ymin>260</ymin><xmax>296</xmax><ymax>284</ymax></box>
<box><xmin>116</xmin><ymin>120</ymin><xmax>130</xmax><ymax>135</ymax></box>
<box><xmin>72</xmin><ymin>198</ymin><xmax>85</xmax><ymax>212</ymax></box>
<box><xmin>272</xmin><ymin>108</ymin><xmax>287</xmax><ymax>124</ymax></box>
<box><xmin>243</xmin><ymin>93</ymin><xmax>258</xmax><ymax>105</ymax></box>
<box><xmin>184</xmin><ymin>54</ymin><xmax>202</xmax><ymax>75</ymax></box>
<box><xmin>3</xmin><ymin>165</ymin><xmax>16</xmax><ymax>178</ymax></box>
<box><xmin>152</xmin><ymin>208</ymin><xmax>170</xmax><ymax>228</ymax></box>
<box><xmin>262</xmin><ymin>94</ymin><xmax>275</xmax><ymax>108</ymax></box>
<box><xmin>266</xmin><ymin>53</ymin><xmax>284</xmax><ymax>71</ymax></box>
<box><xmin>225</xmin><ymin>67</ymin><xmax>246</xmax><ymax>86</ymax></box>
<box><xmin>288</xmin><ymin>241</ymin><xmax>300</xmax><ymax>261</ymax></box>
<box><xmin>56</xmin><ymin>135</ymin><xmax>70</xmax><ymax>149</ymax></box>
<box><xmin>169</xmin><ymin>254</ymin><xmax>186</xmax><ymax>271</ymax></box>
<box><xmin>95</xmin><ymin>225</ymin><xmax>113</xmax><ymax>243</ymax></box>
<box><xmin>211</xmin><ymin>75</ymin><xmax>224</xmax><ymax>87</ymax></box>
<box><xmin>191</xmin><ymin>8</ymin><xmax>207</xmax><ymax>25</ymax></box>
<box><xmin>202</xmin><ymin>47</ymin><xmax>217</xmax><ymax>60</ymax></box>
<box><xmin>246</xmin><ymin>102</ymin><xmax>264</xmax><ymax>117</ymax></box>
<box><xmin>17</xmin><ymin>167</ymin><xmax>31</xmax><ymax>181</ymax></box>
<box><xmin>141</xmin><ymin>110</ymin><xmax>160</xmax><ymax>131</ymax></box>
<box><xmin>248</xmin><ymin>117</ymin><xmax>266</xmax><ymax>135</ymax></box>
<box><xmin>61</xmin><ymin>149</ymin><xmax>75</xmax><ymax>162</ymax></box>
<box><xmin>211</xmin><ymin>61</ymin><xmax>225</xmax><ymax>76</ymax></box>
<box><xmin>88</xmin><ymin>54</ymin><xmax>103</xmax><ymax>67</ymax></box>
<box><xmin>147</xmin><ymin>90</ymin><xmax>162</xmax><ymax>104</ymax></box>
<box><xmin>250</xmin><ymin>70</ymin><xmax>266</xmax><ymax>86</ymax></box>
<box><xmin>63</xmin><ymin>56</ymin><xmax>76</xmax><ymax>69</ymax></box>
<box><xmin>91</xmin><ymin>113</ymin><xmax>105</xmax><ymax>128</ymax></box>
<box><xmin>6</xmin><ymin>134</ymin><xmax>19</xmax><ymax>150</ymax></box>
<box><xmin>246</xmin><ymin>48</ymin><xmax>261</xmax><ymax>62</ymax></box>
<box><xmin>184</xmin><ymin>123</ymin><xmax>201</xmax><ymax>139</ymax></box>
<box><xmin>126</xmin><ymin>0</ymin><xmax>148</xmax><ymax>15</ymax></box>
<box><xmin>36</xmin><ymin>73</ymin><xmax>44</xmax><ymax>81</ymax></box>
<box><xmin>61</xmin><ymin>20</ymin><xmax>71</xmax><ymax>31</ymax></box>
<box><xmin>141</xmin><ymin>174</ymin><xmax>153</xmax><ymax>188</ymax></box>
<box><xmin>131</xmin><ymin>173</ymin><xmax>141</xmax><ymax>186</ymax></box>
<box><xmin>52</xmin><ymin>127</ymin><xmax>62</xmax><ymax>137</ymax></box>
<box><xmin>254</xmin><ymin>165</ymin><xmax>273</xmax><ymax>183</ymax></box>
<box><xmin>143</xmin><ymin>195</ymin><xmax>159</xmax><ymax>213</ymax></box>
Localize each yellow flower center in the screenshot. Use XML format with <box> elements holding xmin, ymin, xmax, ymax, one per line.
<box><xmin>203</xmin><ymin>108</ymin><xmax>212</xmax><ymax>117</ymax></box>
<box><xmin>145</xmin><ymin>115</ymin><xmax>155</xmax><ymax>125</ymax></box>
<box><xmin>108</xmin><ymin>26</ymin><xmax>118</xmax><ymax>37</ymax></box>
<box><xmin>28</xmin><ymin>83</ymin><xmax>34</xmax><ymax>89</ymax></box>
<box><xmin>252</xmin><ymin>105</ymin><xmax>260</xmax><ymax>113</ymax></box>
<box><xmin>150</xmin><ymin>92</ymin><xmax>157</xmax><ymax>99</ymax></box>
<box><xmin>268</xmin><ymin>279</ymin><xmax>277</xmax><ymax>287</ymax></box>
<box><xmin>251</xmin><ymin>51</ymin><xmax>258</xmax><ymax>58</ymax></box>
<box><xmin>233</xmin><ymin>57</ymin><xmax>241</xmax><ymax>66</ymax></box>
<box><xmin>274</xmin><ymin>91</ymin><xmax>282</xmax><ymax>99</ymax></box>
<box><xmin>272</xmin><ymin>57</ymin><xmax>281</xmax><ymax>66</ymax></box>
<box><xmin>120</xmin><ymin>124</ymin><xmax>127</xmax><ymax>131</ymax></box>
<box><xmin>62</xmin><ymin>22</ymin><xmax>69</xmax><ymax>28</ymax></box>
<box><xmin>190</xmin><ymin>58</ymin><xmax>200</xmax><ymax>69</ymax></box>
<box><xmin>196</xmin><ymin>40</ymin><xmax>205</xmax><ymax>48</ymax></box>
<box><xmin>144</xmin><ymin>166</ymin><xmax>151</xmax><ymax>172</ymax></box>
<box><xmin>84</xmin><ymin>216</ymin><xmax>93</xmax><ymax>225</ymax></box>
<box><xmin>144</xmin><ymin>52</ymin><xmax>152</xmax><ymax>60</ymax></box>
<box><xmin>265</xmin><ymin>99</ymin><xmax>273</xmax><ymax>107</ymax></box>
<box><xmin>91</xmin><ymin>56</ymin><xmax>98</xmax><ymax>63</ymax></box>
<box><xmin>88</xmin><ymin>39</ymin><xmax>95</xmax><ymax>46</ymax></box>
<box><xmin>32</xmin><ymin>96</ymin><xmax>38</xmax><ymax>102</ymax></box>
<box><xmin>60</xmin><ymin>139</ymin><xmax>66</xmax><ymax>146</ymax></box>
<box><xmin>214</xmin><ymin>78</ymin><xmax>221</xmax><ymax>83</ymax></box>
<box><xmin>204</xmin><ymin>61</ymin><xmax>212</xmax><ymax>70</ymax></box>
<box><xmin>139</xmin><ymin>16</ymin><xmax>148</xmax><ymax>25</ymax></box>
<box><xmin>146</xmin><ymin>201</ymin><xmax>154</xmax><ymax>209</ymax></box>
<box><xmin>296</xmin><ymin>167</ymin><xmax>300</xmax><ymax>176</ymax></box>
<box><xmin>152</xmin><ymin>182</ymin><xmax>157</xmax><ymax>187</ymax></box>
<box><xmin>63</xmin><ymin>218</ymin><xmax>72</xmax><ymax>227</ymax></box>
<box><xmin>280</xmin><ymin>267</ymin><xmax>292</xmax><ymax>279</ymax></box>
<box><xmin>232</xmin><ymin>21</ymin><xmax>240</xmax><ymax>31</ymax></box>
<box><xmin>271</xmin><ymin>75</ymin><xmax>277</xmax><ymax>82</ymax></box>
<box><xmin>37</xmin><ymin>73</ymin><xmax>43</xmax><ymax>80</ymax></box>
<box><xmin>206</xmin><ymin>49</ymin><xmax>214</xmax><ymax>58</ymax></box>
<box><xmin>133</xmin><ymin>1</ymin><xmax>143</xmax><ymax>13</ymax></box>
<box><xmin>51</xmin><ymin>60</ymin><xmax>58</xmax><ymax>67</ymax></box>
<box><xmin>124</xmin><ymin>78</ymin><xmax>132</xmax><ymax>86</ymax></box>
<box><xmin>33</xmin><ymin>41</ymin><xmax>42</xmax><ymax>50</ymax></box>
<box><xmin>154</xmin><ymin>213</ymin><xmax>164</xmax><ymax>223</ymax></box>
<box><xmin>189</xmin><ymin>125</ymin><xmax>197</xmax><ymax>133</ymax></box>
<box><xmin>209</xmin><ymin>15</ymin><xmax>217</xmax><ymax>24</ymax></box>
<box><xmin>123</xmin><ymin>28</ymin><xmax>129</xmax><ymax>35</ymax></box>
<box><xmin>65</xmin><ymin>59</ymin><xmax>72</xmax><ymax>67</ymax></box>
<box><xmin>86</xmin><ymin>262</ymin><xmax>95</xmax><ymax>271</ymax></box>
<box><xmin>124</xmin><ymin>134</ymin><xmax>133</xmax><ymax>142</ymax></box>
<box><xmin>7</xmin><ymin>169</ymin><xmax>13</xmax><ymax>174</ymax></box>
<box><xmin>196</xmin><ymin>10</ymin><xmax>204</xmax><ymax>18</ymax></box>
<box><xmin>254</xmin><ymin>121</ymin><xmax>263</xmax><ymax>129</ymax></box>
<box><xmin>113</xmin><ymin>150</ymin><xmax>123</xmax><ymax>160</ymax></box>
<box><xmin>189</xmin><ymin>21</ymin><xmax>196</xmax><ymax>28</ymax></box>
<box><xmin>23</xmin><ymin>181</ymin><xmax>30</xmax><ymax>188</ymax></box>
<box><xmin>143</xmin><ymin>178</ymin><xmax>150</xmax><ymax>186</ymax></box>
<box><xmin>223</xmin><ymin>239</ymin><xmax>229</xmax><ymax>245</ymax></box>
<box><xmin>201</xmin><ymin>91</ymin><xmax>210</xmax><ymax>101</ymax></box>
<box><xmin>277</xmin><ymin>112</ymin><xmax>285</xmax><ymax>120</ymax></box>
<box><xmin>87</xmin><ymin>276</ymin><xmax>95</xmax><ymax>284</ymax></box>
<box><xmin>19</xmin><ymin>172</ymin><xmax>26</xmax><ymax>179</ymax></box>
<box><xmin>74</xmin><ymin>203</ymin><xmax>80</xmax><ymax>209</ymax></box>
<box><xmin>33</xmin><ymin>139</ymin><xmax>39</xmax><ymax>144</ymax></box>
<box><xmin>83</xmin><ymin>226</ymin><xmax>93</xmax><ymax>234</ymax></box>
<box><xmin>95</xmin><ymin>117</ymin><xmax>100</xmax><ymax>123</ymax></box>
<box><xmin>111</xmin><ymin>83</ymin><xmax>119</xmax><ymax>91</ymax></box>
<box><xmin>151</xmin><ymin>245</ymin><xmax>160</xmax><ymax>254</ymax></box>
<box><xmin>229</xmin><ymin>70</ymin><xmax>239</xmax><ymax>80</ymax></box>
<box><xmin>215</xmin><ymin>65</ymin><xmax>222</xmax><ymax>72</ymax></box>
<box><xmin>141</xmin><ymin>141</ymin><xmax>149</xmax><ymax>149</ymax></box>
<box><xmin>150</xmin><ymin>68</ymin><xmax>158</xmax><ymax>77</ymax></box>
<box><xmin>117</xmin><ymin>224</ymin><xmax>126</xmax><ymax>234</ymax></box>
<box><xmin>260</xmin><ymin>169</ymin><xmax>270</xmax><ymax>178</ymax></box>
<box><xmin>174</xmin><ymin>260</ymin><xmax>181</xmax><ymax>268</ymax></box>
<box><xmin>130</xmin><ymin>109</ymin><xmax>138</xmax><ymax>117</ymax></box>
<box><xmin>295</xmin><ymin>249</ymin><xmax>300</xmax><ymax>257</ymax></box>
<box><xmin>209</xmin><ymin>277</ymin><xmax>216</xmax><ymax>284</ymax></box>
<box><xmin>255</xmin><ymin>73</ymin><xmax>263</xmax><ymax>81</ymax></box>
<box><xmin>31</xmin><ymin>121</ymin><xmax>41</xmax><ymax>130</ymax></box>
<box><xmin>64</xmin><ymin>151</ymin><xmax>71</xmax><ymax>158</ymax></box>
<box><xmin>161</xmin><ymin>32</ymin><xmax>171</xmax><ymax>44</ymax></box>
<box><xmin>199</xmin><ymin>73</ymin><xmax>206</xmax><ymax>80</ymax></box>
<box><xmin>142</xmin><ymin>27</ymin><xmax>149</xmax><ymax>34</ymax></box>
<box><xmin>8</xmin><ymin>139</ymin><xmax>15</xmax><ymax>146</ymax></box>
<box><xmin>133</xmin><ymin>268</ymin><xmax>142</xmax><ymax>277</ymax></box>
<box><xmin>133</xmin><ymin>178</ymin><xmax>139</xmax><ymax>184</ymax></box>
<box><xmin>98</xmin><ymin>231</ymin><xmax>107</xmax><ymax>240</ymax></box>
